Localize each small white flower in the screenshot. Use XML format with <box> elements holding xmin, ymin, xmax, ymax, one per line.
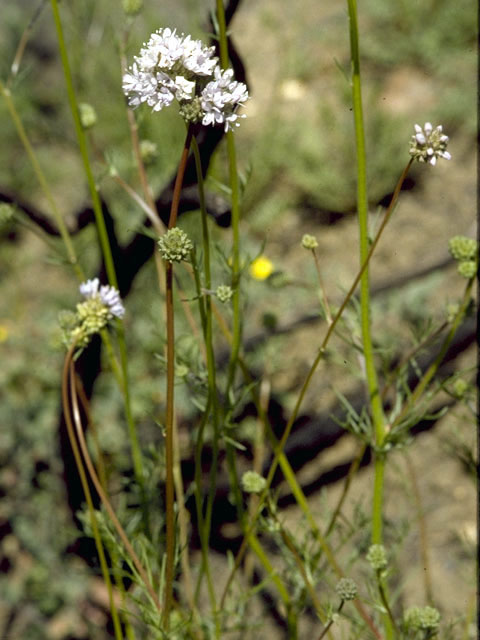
<box><xmin>173</xmin><ymin>75</ymin><xmax>195</xmax><ymax>101</ymax></box>
<box><xmin>123</xmin><ymin>28</ymin><xmax>218</xmax><ymax>113</ymax></box>
<box><xmin>409</xmin><ymin>122</ymin><xmax>451</xmax><ymax>166</ymax></box>
<box><xmin>201</xmin><ymin>67</ymin><xmax>249</xmax><ymax>132</ymax></box>
<box><xmin>79</xmin><ymin>278</ymin><xmax>100</xmax><ymax>298</ymax></box>
<box><xmin>80</xmin><ymin>278</ymin><xmax>125</xmax><ymax>318</ymax></box>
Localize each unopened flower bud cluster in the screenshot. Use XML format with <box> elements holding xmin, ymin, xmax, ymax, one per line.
<box><xmin>241</xmin><ymin>471</ymin><xmax>267</xmax><ymax>494</ymax></box>
<box><xmin>366</xmin><ymin>544</ymin><xmax>387</xmax><ymax>571</ymax></box>
<box><xmin>409</xmin><ymin>122</ymin><xmax>451</xmax><ymax>166</ymax></box>
<box><xmin>59</xmin><ymin>278</ymin><xmax>125</xmax><ymax>349</ymax></box>
<box><xmin>301</xmin><ymin>234</ymin><xmax>318</xmax><ymax>250</ymax></box>
<box><xmin>335</xmin><ymin>577</ymin><xmax>357</xmax><ymax>601</ymax></box>
<box><xmin>158</xmin><ymin>227</ymin><xmax>193</xmax><ymax>263</ymax></box>
<box><xmin>403</xmin><ymin>606</ymin><xmax>440</xmax><ymax>632</ymax></box>
<box><xmin>123</xmin><ymin>28</ymin><xmax>248</xmax><ymax>132</ymax></box>
<box><xmin>216</xmin><ymin>284</ymin><xmax>233</xmax><ymax>303</ymax></box>
<box><xmin>448</xmin><ymin>235</ymin><xmax>478</xmax><ymax>280</ymax></box>
<box><xmin>79</xmin><ymin>103</ymin><xmax>97</xmax><ymax>129</ymax></box>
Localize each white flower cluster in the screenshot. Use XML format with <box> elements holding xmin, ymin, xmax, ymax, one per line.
<box><xmin>80</xmin><ymin>278</ymin><xmax>125</xmax><ymax>319</ymax></box>
<box><xmin>123</xmin><ymin>28</ymin><xmax>248</xmax><ymax>132</ymax></box>
<box><xmin>409</xmin><ymin>122</ymin><xmax>451</xmax><ymax>166</ymax></box>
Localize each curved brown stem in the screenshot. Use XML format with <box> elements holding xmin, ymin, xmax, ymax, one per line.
<box><xmin>63</xmin><ymin>348</ymin><xmax>162</xmax><ymax>614</ymax></box>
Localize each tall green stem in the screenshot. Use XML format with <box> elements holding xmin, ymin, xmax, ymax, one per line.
<box><xmin>214</xmin><ymin>0</ymin><xmax>246</xmax><ymax>578</ymax></box>
<box><xmin>191</xmin><ymin>137</ymin><xmax>221</xmax><ymax>550</ymax></box>
<box><xmin>347</xmin><ymin>4</ymin><xmax>394</xmax><ymax>638</ymax></box>
<box><xmin>346</xmin><ymin>0</ymin><xmax>386</xmax><ymax>545</ymax></box>
<box><xmin>163</xmin><ymin>126</ymin><xmax>193</xmax><ymax>628</ymax></box>
<box><xmin>215</xmin><ymin>0</ymin><xmax>242</xmax><ymax>397</ymax></box>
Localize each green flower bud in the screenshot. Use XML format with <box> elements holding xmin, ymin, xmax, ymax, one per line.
<box><xmin>419</xmin><ymin>606</ymin><xmax>441</xmax><ymax>630</ymax></box>
<box><xmin>58</xmin><ymin>310</ymin><xmax>77</xmax><ymax>331</ymax></box>
<box><xmin>139</xmin><ymin>139</ymin><xmax>158</xmax><ymax>166</ymax></box>
<box><xmin>0</xmin><ymin>202</ymin><xmax>15</xmax><ymax>224</ymax></box>
<box><xmin>175</xmin><ymin>363</ymin><xmax>189</xmax><ymax>378</ymax></box>
<box><xmin>457</xmin><ymin>260</ymin><xmax>477</xmax><ymax>279</ymax></box>
<box><xmin>158</xmin><ymin>228</ymin><xmax>193</xmax><ymax>263</ymax></box>
<box><xmin>366</xmin><ymin>544</ymin><xmax>387</xmax><ymax>571</ymax></box>
<box><xmin>301</xmin><ymin>233</ymin><xmax>318</xmax><ymax>250</ymax></box>
<box><xmin>448</xmin><ymin>235</ymin><xmax>477</xmax><ymax>262</ymax></box>
<box><xmin>122</xmin><ymin>0</ymin><xmax>143</xmax><ymax>16</ymax></box>
<box><xmin>216</xmin><ymin>284</ymin><xmax>233</xmax><ymax>303</ymax></box>
<box><xmin>452</xmin><ymin>378</ymin><xmax>469</xmax><ymax>398</ymax></box>
<box><xmin>178</xmin><ymin>96</ymin><xmax>203</xmax><ymax>124</ymax></box>
<box><xmin>404</xmin><ymin>606</ymin><xmax>423</xmax><ymax>631</ymax></box>
<box><xmin>446</xmin><ymin>302</ymin><xmax>459</xmax><ymax>323</ymax></box>
<box><xmin>241</xmin><ymin>471</ymin><xmax>267</xmax><ymax>494</ymax></box>
<box><xmin>404</xmin><ymin>606</ymin><xmax>440</xmax><ymax>631</ymax></box>
<box><xmin>335</xmin><ymin>577</ymin><xmax>358</xmax><ymax>601</ymax></box>
<box><xmin>79</xmin><ymin>103</ymin><xmax>97</xmax><ymax>129</ymax></box>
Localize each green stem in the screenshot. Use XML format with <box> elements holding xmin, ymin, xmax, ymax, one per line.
<box><xmin>192</xmin><ymin>397</ymin><xmax>217</xmax><ymax>610</ymax></box>
<box><xmin>317</xmin><ymin>601</ymin><xmax>345</xmax><ymax>640</ymax></box>
<box><xmin>49</xmin><ymin>0</ymin><xmax>116</xmax><ymax>287</ymax></box>
<box><xmin>377</xmin><ymin>572</ymin><xmax>398</xmax><ymax>634</ymax></box>
<box><xmin>347</xmin><ymin>4</ymin><xmax>393</xmax><ymax>637</ymax></box>
<box><xmin>49</xmin><ymin>0</ymin><xmax>145</xmax><ymax>512</ymax></box>
<box><xmin>213</xmin><ymin>3</ymin><xmax>247</xmax><ymax>596</ymax></box>
<box><xmin>215</xmin><ymin>0</ymin><xmax>243</xmax><ymax>400</ymax></box>
<box><xmin>163</xmin><ymin>126</ymin><xmax>193</xmax><ymax>628</ymax></box>
<box><xmin>346</xmin><ymin>27</ymin><xmax>391</xmax><ymax>632</ymax></box>
<box><xmin>190</xmin><ymin>138</ymin><xmax>220</xmax><ymax>634</ymax></box>
<box><xmin>191</xmin><ymin>136</ymin><xmax>221</xmax><ymax>552</ymax></box>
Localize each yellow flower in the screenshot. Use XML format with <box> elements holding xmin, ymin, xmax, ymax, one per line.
<box><xmin>249</xmin><ymin>256</ymin><xmax>274</xmax><ymax>280</ymax></box>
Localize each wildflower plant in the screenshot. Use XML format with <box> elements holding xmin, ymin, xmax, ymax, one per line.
<box><xmin>1</xmin><ymin>1</ymin><xmax>476</xmax><ymax>639</ymax></box>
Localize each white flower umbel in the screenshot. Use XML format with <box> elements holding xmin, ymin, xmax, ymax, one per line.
<box><xmin>201</xmin><ymin>67</ymin><xmax>249</xmax><ymax>132</ymax></box>
<box><xmin>122</xmin><ymin>28</ymin><xmax>218</xmax><ymax>113</ymax></box>
<box><xmin>409</xmin><ymin>122</ymin><xmax>451</xmax><ymax>166</ymax></box>
<box><xmin>80</xmin><ymin>278</ymin><xmax>125</xmax><ymax>319</ymax></box>
<box><xmin>123</xmin><ymin>27</ymin><xmax>249</xmax><ymax>130</ymax></box>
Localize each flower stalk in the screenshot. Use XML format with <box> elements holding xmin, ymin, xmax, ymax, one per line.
<box><xmin>162</xmin><ymin>125</ymin><xmax>193</xmax><ymax>628</ymax></box>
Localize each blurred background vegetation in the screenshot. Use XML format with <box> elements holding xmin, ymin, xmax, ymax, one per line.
<box><xmin>0</xmin><ymin>0</ymin><xmax>476</xmax><ymax>638</ymax></box>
